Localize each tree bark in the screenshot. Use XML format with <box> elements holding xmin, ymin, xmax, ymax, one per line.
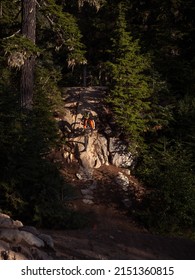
<box><xmin>20</xmin><ymin>0</ymin><xmax>36</xmax><ymax>109</ymax></box>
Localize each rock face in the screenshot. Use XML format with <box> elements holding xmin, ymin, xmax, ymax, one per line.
<box><xmin>115</xmin><ymin>172</ymin><xmax>130</xmax><ymax>192</ymax></box>
<box><xmin>109</xmin><ymin>138</ymin><xmax>133</xmax><ymax>168</ymax></box>
<box><xmin>56</xmin><ymin>87</ymin><xmax>134</xmax><ymax>176</ymax></box>
<box><xmin>0</xmin><ymin>213</ymin><xmax>54</xmax><ymax>260</ymax></box>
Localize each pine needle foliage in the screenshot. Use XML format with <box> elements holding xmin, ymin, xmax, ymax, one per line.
<box><xmin>0</xmin><ymin>0</ymin><xmax>21</xmax><ymax>28</ymax></box>
<box><xmin>0</xmin><ymin>77</ymin><xmax>78</xmax><ymax>228</ymax></box>
<box><xmin>2</xmin><ymin>35</ymin><xmax>41</xmax><ymax>69</ymax></box>
<box><xmin>106</xmin><ymin>3</ymin><xmax>153</xmax><ymax>151</ymax></box>
<box><xmin>38</xmin><ymin>0</ymin><xmax>86</xmax><ymax>67</ymax></box>
<box><xmin>78</xmin><ymin>0</ymin><xmax>106</xmax><ymax>11</ymax></box>
<box><xmin>135</xmin><ymin>140</ymin><xmax>195</xmax><ymax>236</ymax></box>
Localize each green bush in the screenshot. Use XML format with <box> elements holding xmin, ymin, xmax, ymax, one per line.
<box><xmin>0</xmin><ymin>81</ymin><xmax>88</xmax><ymax>229</ymax></box>
<box><xmin>135</xmin><ymin>141</ymin><xmax>195</xmax><ymax>236</ymax></box>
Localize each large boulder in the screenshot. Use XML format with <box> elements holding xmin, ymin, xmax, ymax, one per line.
<box><xmin>0</xmin><ymin>213</ymin><xmax>54</xmax><ymax>260</ymax></box>
<box><xmin>0</xmin><ymin>213</ymin><xmax>23</xmax><ymax>229</ymax></box>
<box><xmin>57</xmin><ymin>87</ymin><xmax>134</xmax><ymax>173</ymax></box>
<box><xmin>109</xmin><ymin>138</ymin><xmax>133</xmax><ymax>168</ymax></box>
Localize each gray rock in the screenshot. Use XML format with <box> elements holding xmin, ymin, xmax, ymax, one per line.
<box><xmin>78</xmin><ymin>166</ymin><xmax>94</xmax><ymax>181</ymax></box>
<box><xmin>0</xmin><ymin>229</ymin><xmax>44</xmax><ymax>248</ymax></box>
<box><xmin>123</xmin><ymin>169</ymin><xmax>131</xmax><ymax>175</ymax></box>
<box><xmin>38</xmin><ymin>234</ymin><xmax>54</xmax><ymax>249</ymax></box>
<box><xmin>0</xmin><ymin>214</ymin><xmax>55</xmax><ymax>260</ymax></box>
<box><xmin>0</xmin><ymin>214</ymin><xmax>23</xmax><ymax>229</ymax></box>
<box><xmin>0</xmin><ymin>216</ymin><xmax>13</xmax><ymax>228</ymax></box>
<box><xmin>19</xmin><ymin>231</ymin><xmax>45</xmax><ymax>248</ymax></box>
<box><xmin>82</xmin><ymin>199</ymin><xmax>94</xmax><ymax>205</ymax></box>
<box><xmin>30</xmin><ymin>247</ymin><xmax>53</xmax><ymax>260</ymax></box>
<box><xmin>76</xmin><ymin>173</ymin><xmax>83</xmax><ymax>180</ymax></box>
<box><xmin>13</xmin><ymin>220</ymin><xmax>23</xmax><ymax>228</ymax></box>
<box><xmin>0</xmin><ymin>240</ymin><xmax>10</xmax><ymax>251</ymax></box>
<box><xmin>0</xmin><ymin>229</ymin><xmax>22</xmax><ymax>244</ymax></box>
<box><xmin>109</xmin><ymin>138</ymin><xmax>133</xmax><ymax>168</ymax></box>
<box><xmin>115</xmin><ymin>172</ymin><xmax>129</xmax><ymax>191</ymax></box>
<box><xmin>0</xmin><ymin>213</ymin><xmax>10</xmax><ymax>219</ymax></box>
<box><xmin>81</xmin><ymin>189</ymin><xmax>93</xmax><ymax>196</ymax></box>
<box><xmin>12</xmin><ymin>245</ymin><xmax>33</xmax><ymax>259</ymax></box>
<box><xmin>20</xmin><ymin>226</ymin><xmax>38</xmax><ymax>236</ymax></box>
<box><xmin>84</xmin><ymin>195</ymin><xmax>94</xmax><ymax>200</ymax></box>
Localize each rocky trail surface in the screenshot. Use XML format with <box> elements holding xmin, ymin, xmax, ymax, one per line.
<box><xmin>45</xmin><ymin>86</ymin><xmax>195</xmax><ymax>260</ymax></box>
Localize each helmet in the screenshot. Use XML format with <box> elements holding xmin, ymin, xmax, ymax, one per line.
<box><xmin>84</xmin><ymin>111</ymin><xmax>90</xmax><ymax>118</ymax></box>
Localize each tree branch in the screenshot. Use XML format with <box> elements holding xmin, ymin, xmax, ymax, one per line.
<box><xmin>2</xmin><ymin>29</ymin><xmax>21</xmax><ymax>40</ymax></box>
<box><xmin>36</xmin><ymin>0</ymin><xmax>55</xmax><ymax>26</ymax></box>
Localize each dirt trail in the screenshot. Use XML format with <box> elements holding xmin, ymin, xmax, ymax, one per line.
<box><xmin>46</xmin><ymin>87</ymin><xmax>195</xmax><ymax>260</ymax></box>
<box><xmin>43</xmin><ymin>163</ymin><xmax>195</xmax><ymax>260</ymax></box>
<box><xmin>45</xmin><ymin>203</ymin><xmax>195</xmax><ymax>260</ymax></box>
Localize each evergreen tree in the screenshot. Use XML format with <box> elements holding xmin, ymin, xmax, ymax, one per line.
<box><xmin>135</xmin><ymin>139</ymin><xmax>195</xmax><ymax>236</ymax></box>
<box><xmin>1</xmin><ymin>0</ymin><xmax>87</xmax><ymax>108</ymax></box>
<box><xmin>106</xmin><ymin>2</ymin><xmax>153</xmax><ymax>150</ymax></box>
<box><xmin>0</xmin><ymin>0</ymin><xmax>88</xmax><ymax>227</ymax></box>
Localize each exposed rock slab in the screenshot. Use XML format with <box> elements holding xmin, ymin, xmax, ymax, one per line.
<box><xmin>56</xmin><ymin>87</ymin><xmax>134</xmax><ymax>172</ymax></box>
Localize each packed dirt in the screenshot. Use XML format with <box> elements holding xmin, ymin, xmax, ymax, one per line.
<box><xmin>46</xmin><ymin>208</ymin><xmax>195</xmax><ymax>260</ymax></box>
<box><xmin>43</xmin><ymin>161</ymin><xmax>195</xmax><ymax>260</ymax></box>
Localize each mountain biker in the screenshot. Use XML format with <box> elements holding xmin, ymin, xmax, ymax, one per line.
<box><xmin>83</xmin><ymin>111</ymin><xmax>95</xmax><ymax>130</ymax></box>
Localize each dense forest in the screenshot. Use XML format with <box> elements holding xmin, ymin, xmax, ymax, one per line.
<box><xmin>0</xmin><ymin>0</ymin><xmax>195</xmax><ymax>238</ymax></box>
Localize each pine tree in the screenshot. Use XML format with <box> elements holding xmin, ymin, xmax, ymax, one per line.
<box><xmin>107</xmin><ymin>2</ymin><xmax>153</xmax><ymax>150</ymax></box>
<box><xmin>1</xmin><ymin>0</ymin><xmax>87</xmax><ymax>108</ymax></box>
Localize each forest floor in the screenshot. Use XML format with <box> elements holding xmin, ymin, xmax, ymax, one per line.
<box><xmin>43</xmin><ymin>160</ymin><xmax>195</xmax><ymax>260</ymax></box>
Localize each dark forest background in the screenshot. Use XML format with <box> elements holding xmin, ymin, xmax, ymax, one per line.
<box><xmin>0</xmin><ymin>0</ymin><xmax>195</xmax><ymax>238</ymax></box>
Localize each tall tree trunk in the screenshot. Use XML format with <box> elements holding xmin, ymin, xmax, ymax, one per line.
<box><xmin>0</xmin><ymin>2</ymin><xmax>2</xmax><ymax>18</ymax></box>
<box><xmin>20</xmin><ymin>0</ymin><xmax>36</xmax><ymax>109</ymax></box>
